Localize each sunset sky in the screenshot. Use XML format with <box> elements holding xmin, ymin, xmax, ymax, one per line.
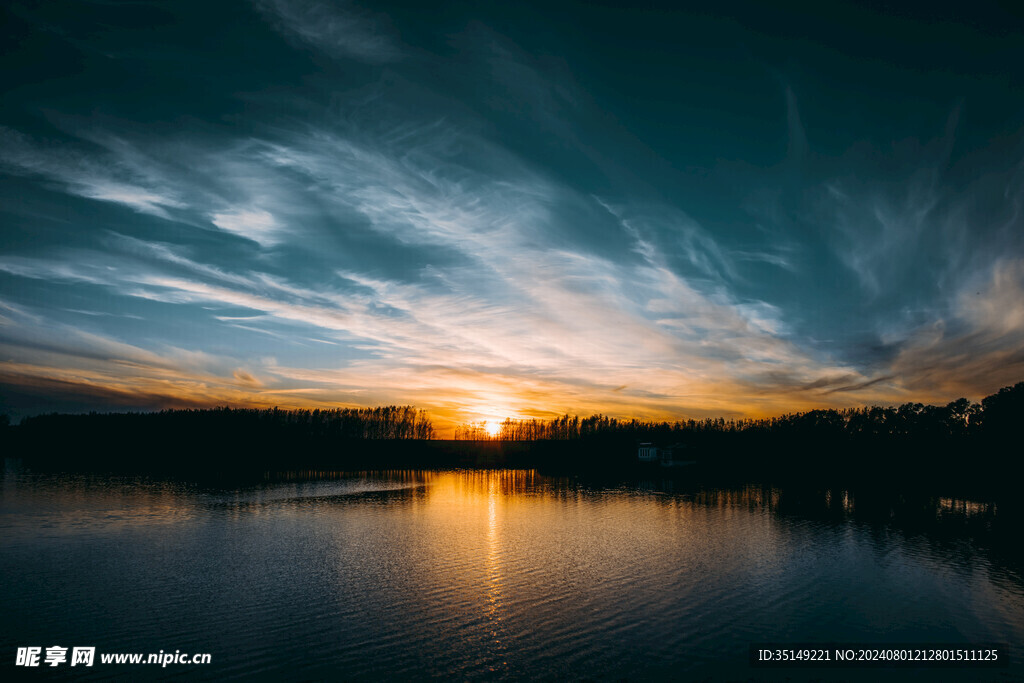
<box><xmin>2</xmin><ymin>1</ymin><xmax>1023</xmax><ymax>434</ymax></box>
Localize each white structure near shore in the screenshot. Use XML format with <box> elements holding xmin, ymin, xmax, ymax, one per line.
<box><xmin>637</xmin><ymin>443</ymin><xmax>660</xmax><ymax>462</ymax></box>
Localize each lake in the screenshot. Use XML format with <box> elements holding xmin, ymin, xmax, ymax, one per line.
<box><xmin>2</xmin><ymin>462</ymin><xmax>1022</xmax><ymax>680</ymax></box>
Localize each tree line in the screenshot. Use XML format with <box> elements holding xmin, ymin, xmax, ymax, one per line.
<box><xmin>16</xmin><ymin>405</ymin><xmax>435</xmax><ymax>441</ymax></box>
<box><xmin>452</xmin><ymin>382</ymin><xmax>1023</xmax><ymax>449</ymax></box>
<box><xmin>4</xmin><ymin>383</ymin><xmax>1020</xmax><ymax>465</ymax></box>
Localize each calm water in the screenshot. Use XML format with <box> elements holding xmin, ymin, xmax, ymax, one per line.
<box><xmin>2</xmin><ymin>462</ymin><xmax>1023</xmax><ymax>681</ymax></box>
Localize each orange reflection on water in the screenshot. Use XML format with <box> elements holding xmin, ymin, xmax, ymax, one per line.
<box><xmin>485</xmin><ymin>473</ymin><xmax>504</xmax><ymax>664</ymax></box>
<box><xmin>938</xmin><ymin>497</ymin><xmax>995</xmax><ymax>517</ymax></box>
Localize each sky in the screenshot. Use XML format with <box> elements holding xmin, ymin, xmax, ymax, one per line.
<box><xmin>1</xmin><ymin>0</ymin><xmax>1023</xmax><ymax>434</ymax></box>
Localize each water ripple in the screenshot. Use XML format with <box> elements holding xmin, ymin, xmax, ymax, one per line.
<box><xmin>1</xmin><ymin>469</ymin><xmax>1022</xmax><ymax>680</ymax></box>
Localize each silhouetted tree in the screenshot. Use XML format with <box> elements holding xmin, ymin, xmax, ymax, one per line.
<box><xmin>980</xmin><ymin>381</ymin><xmax>1024</xmax><ymax>446</ymax></box>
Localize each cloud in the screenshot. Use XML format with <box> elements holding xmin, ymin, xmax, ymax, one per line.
<box><xmin>1</xmin><ymin>88</ymin><xmax>891</xmax><ymax>430</ymax></box>
<box><xmin>0</xmin><ymin>126</ymin><xmax>185</xmax><ymax>218</ymax></box>
<box><xmin>254</xmin><ymin>0</ymin><xmax>400</xmax><ymax>63</ymax></box>
<box><xmin>781</xmin><ymin>110</ymin><xmax>1024</xmax><ymax>400</ymax></box>
<box><xmin>730</xmin><ymin>249</ymin><xmax>797</xmax><ymax>273</ymax></box>
<box><xmin>3</xmin><ymin>21</ymin><xmax>1023</xmax><ymax>432</ymax></box>
<box><xmin>822</xmin><ymin>169</ymin><xmax>942</xmax><ymax>298</ymax></box>
<box><xmin>885</xmin><ymin>258</ymin><xmax>1024</xmax><ymax>399</ymax></box>
<box><xmin>0</xmin><ymin>103</ymin><xmax>925</xmax><ymax>431</ymax></box>
<box><xmin>210</xmin><ymin>209</ymin><xmax>280</xmax><ymax>245</ymax></box>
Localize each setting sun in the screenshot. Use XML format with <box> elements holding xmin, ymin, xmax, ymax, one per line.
<box><xmin>484</xmin><ymin>420</ymin><xmax>501</xmax><ymax>438</ymax></box>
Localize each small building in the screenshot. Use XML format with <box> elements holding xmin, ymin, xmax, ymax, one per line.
<box><xmin>637</xmin><ymin>442</ymin><xmax>659</xmax><ymax>462</ymax></box>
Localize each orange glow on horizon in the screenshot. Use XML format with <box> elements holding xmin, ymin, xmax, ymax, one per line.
<box><xmin>3</xmin><ymin>357</ymin><xmax>1010</xmax><ymax>440</ymax></box>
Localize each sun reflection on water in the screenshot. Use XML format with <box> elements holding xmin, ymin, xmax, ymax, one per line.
<box><xmin>485</xmin><ymin>474</ymin><xmax>505</xmax><ymax>668</ymax></box>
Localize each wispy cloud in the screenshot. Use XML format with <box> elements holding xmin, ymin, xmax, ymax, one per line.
<box><xmin>210</xmin><ymin>209</ymin><xmax>281</xmax><ymax>245</ymax></box>
<box><xmin>254</xmin><ymin>0</ymin><xmax>401</xmax><ymax>63</ymax></box>
<box><xmin>0</xmin><ymin>126</ymin><xmax>185</xmax><ymax>218</ymax></box>
<box><xmin>3</xmin><ymin>11</ymin><xmax>1023</xmax><ymax>429</ymax></box>
<box><xmin>884</xmin><ymin>258</ymin><xmax>1024</xmax><ymax>399</ymax></box>
<box><xmin>0</xmin><ymin>108</ymin><xmax>887</xmax><ymax>430</ymax></box>
<box><xmin>794</xmin><ymin>112</ymin><xmax>1024</xmax><ymax>400</ymax></box>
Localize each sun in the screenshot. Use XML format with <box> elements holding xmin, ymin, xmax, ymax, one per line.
<box><xmin>484</xmin><ymin>420</ymin><xmax>501</xmax><ymax>438</ymax></box>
